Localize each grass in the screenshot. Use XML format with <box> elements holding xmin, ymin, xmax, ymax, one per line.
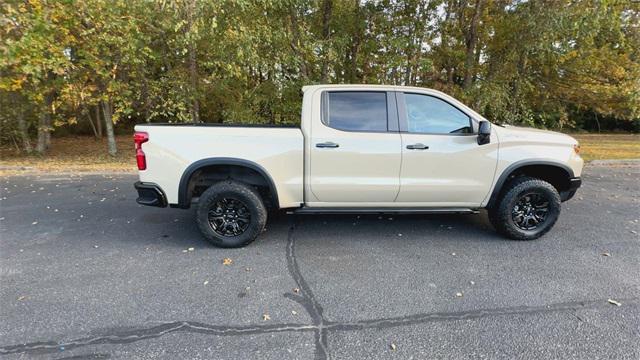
<box><xmin>1</xmin><ymin>133</ymin><xmax>638</xmax><ymax>175</ymax></box>
<box><xmin>572</xmin><ymin>134</ymin><xmax>640</xmax><ymax>161</ymax></box>
<box><xmin>0</xmin><ymin>136</ymin><xmax>136</xmax><ymax>175</ymax></box>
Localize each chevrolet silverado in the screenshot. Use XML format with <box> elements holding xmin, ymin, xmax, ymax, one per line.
<box><xmin>133</xmin><ymin>85</ymin><xmax>583</xmax><ymax>248</ymax></box>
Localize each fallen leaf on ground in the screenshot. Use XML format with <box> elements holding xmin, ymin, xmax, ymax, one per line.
<box><xmin>17</xmin><ymin>296</ymin><xmax>27</xmax><ymax>301</ymax></box>
<box><xmin>188</xmin><ymin>247</ymin><xmax>194</xmax><ymax>251</ymax></box>
<box><xmin>608</xmin><ymin>299</ymin><xmax>621</xmax><ymax>306</ymax></box>
<box><xmin>292</xmin><ymin>310</ymin><xmax>297</xmax><ymax>315</ymax></box>
<box><xmin>222</xmin><ymin>258</ymin><xmax>233</xmax><ymax>265</ymax></box>
<box><xmin>601</xmin><ymin>252</ymin><xmax>611</xmax><ymax>257</ymax></box>
<box><xmin>455</xmin><ymin>292</ymin><xmax>463</xmax><ymax>297</ymax></box>
<box><xmin>293</xmin><ymin>288</ymin><xmax>300</xmax><ymax>293</ymax></box>
<box><xmin>390</xmin><ymin>343</ymin><xmax>397</xmax><ymax>350</ymax></box>
<box><xmin>31</xmin><ymin>221</ymin><xmax>38</xmax><ymax>225</ymax></box>
<box><xmin>263</xmin><ymin>314</ymin><xmax>271</xmax><ymax>321</ymax></box>
<box><xmin>203</xmin><ymin>280</ymin><xmax>209</xmax><ymax>285</ymax></box>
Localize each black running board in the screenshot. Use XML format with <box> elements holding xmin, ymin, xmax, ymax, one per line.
<box><xmin>289</xmin><ymin>207</ymin><xmax>479</xmax><ymax>215</ymax></box>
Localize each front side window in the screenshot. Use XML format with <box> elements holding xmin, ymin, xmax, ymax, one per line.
<box><xmin>325</xmin><ymin>92</ymin><xmax>387</xmax><ymax>132</ymax></box>
<box><xmin>403</xmin><ymin>93</ymin><xmax>472</xmax><ymax>134</ymax></box>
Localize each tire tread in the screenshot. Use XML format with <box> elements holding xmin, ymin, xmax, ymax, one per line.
<box><xmin>196</xmin><ymin>181</ymin><xmax>267</xmax><ymax>248</ymax></box>
<box><xmin>489</xmin><ymin>176</ymin><xmax>561</xmax><ymax>241</ymax></box>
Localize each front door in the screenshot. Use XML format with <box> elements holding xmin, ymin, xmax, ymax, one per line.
<box><xmin>395</xmin><ymin>92</ymin><xmax>498</xmax><ymax>206</ymax></box>
<box><xmin>308</xmin><ymin>91</ymin><xmax>402</xmax><ymax>203</ymax></box>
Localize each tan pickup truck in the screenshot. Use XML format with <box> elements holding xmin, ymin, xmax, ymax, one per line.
<box><xmin>133</xmin><ymin>85</ymin><xmax>583</xmax><ymax>247</ymax></box>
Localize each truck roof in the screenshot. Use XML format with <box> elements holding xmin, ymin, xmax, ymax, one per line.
<box><xmin>302</xmin><ymin>84</ymin><xmax>486</xmax><ymax>122</ymax></box>
<box><xmin>302</xmin><ymin>84</ymin><xmax>451</xmax><ymax>97</ymax></box>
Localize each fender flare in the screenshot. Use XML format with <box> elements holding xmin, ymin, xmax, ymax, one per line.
<box><xmin>485</xmin><ymin>160</ymin><xmax>574</xmax><ymax>208</ymax></box>
<box><xmin>175</xmin><ymin>157</ymin><xmax>279</xmax><ymax>209</ymax></box>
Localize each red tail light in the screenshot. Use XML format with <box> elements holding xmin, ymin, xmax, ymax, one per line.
<box><xmin>133</xmin><ymin>131</ymin><xmax>149</xmax><ymax>170</ymax></box>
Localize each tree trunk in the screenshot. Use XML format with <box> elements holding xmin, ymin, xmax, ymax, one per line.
<box><xmin>10</xmin><ymin>136</ymin><xmax>20</xmax><ymax>153</ymax></box>
<box><xmin>35</xmin><ymin>112</ymin><xmax>50</xmax><ymax>154</ymax></box>
<box><xmin>11</xmin><ymin>93</ymin><xmax>32</xmax><ymax>153</ymax></box>
<box><xmin>463</xmin><ymin>0</ymin><xmax>485</xmax><ymax>89</ymax></box>
<box><xmin>17</xmin><ymin>110</ymin><xmax>32</xmax><ymax>153</ymax></box>
<box><xmin>442</xmin><ymin>0</ymin><xmax>454</xmax><ymax>86</ymax></box>
<box><xmin>142</xmin><ymin>78</ymin><xmax>151</xmax><ymax>121</ymax></box>
<box><xmin>95</xmin><ymin>105</ymin><xmax>102</xmax><ymax>139</ymax></box>
<box><xmin>404</xmin><ymin>2</ymin><xmax>414</xmax><ymax>86</ymax></box>
<box><xmin>187</xmin><ymin>0</ymin><xmax>200</xmax><ymax>123</ymax></box>
<box><xmin>86</xmin><ymin>107</ymin><xmax>99</xmax><ymax>139</ymax></box>
<box><xmin>36</xmin><ymin>92</ymin><xmax>53</xmax><ymax>154</ymax></box>
<box><xmin>320</xmin><ymin>0</ymin><xmax>333</xmax><ymax>83</ymax></box>
<box><xmin>289</xmin><ymin>7</ymin><xmax>309</xmax><ymax>80</ymax></box>
<box><xmin>347</xmin><ymin>0</ymin><xmax>362</xmax><ymax>83</ymax></box>
<box><xmin>101</xmin><ymin>99</ymin><xmax>117</xmax><ymax>156</ymax></box>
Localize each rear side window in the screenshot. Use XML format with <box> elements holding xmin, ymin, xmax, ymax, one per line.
<box><xmin>324</xmin><ymin>92</ymin><xmax>387</xmax><ymax>132</ymax></box>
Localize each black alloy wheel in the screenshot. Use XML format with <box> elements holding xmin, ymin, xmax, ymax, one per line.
<box><xmin>196</xmin><ymin>181</ymin><xmax>267</xmax><ymax>248</ymax></box>
<box><xmin>208</xmin><ymin>198</ymin><xmax>252</xmax><ymax>237</ymax></box>
<box><xmin>511</xmin><ymin>192</ymin><xmax>550</xmax><ymax>230</ymax></box>
<box><xmin>488</xmin><ymin>176</ymin><xmax>561</xmax><ymax>240</ymax></box>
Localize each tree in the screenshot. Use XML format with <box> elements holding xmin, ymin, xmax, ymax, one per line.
<box><xmin>1</xmin><ymin>0</ymin><xmax>639</xmax><ymax>154</ymax></box>
<box><xmin>0</xmin><ymin>0</ymin><xmax>76</xmax><ymax>154</ymax></box>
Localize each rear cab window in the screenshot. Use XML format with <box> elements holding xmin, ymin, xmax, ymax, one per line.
<box><xmin>322</xmin><ymin>92</ymin><xmax>388</xmax><ymax>132</ymax></box>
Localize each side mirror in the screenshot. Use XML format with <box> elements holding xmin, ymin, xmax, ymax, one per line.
<box><xmin>477</xmin><ymin>121</ymin><xmax>491</xmax><ymax>145</ymax></box>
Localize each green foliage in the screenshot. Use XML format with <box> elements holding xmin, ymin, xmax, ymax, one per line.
<box><xmin>1</xmin><ymin>0</ymin><xmax>639</xmax><ymax>152</ymax></box>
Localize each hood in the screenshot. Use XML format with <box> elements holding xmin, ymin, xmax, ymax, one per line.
<box><xmin>494</xmin><ymin>124</ymin><xmax>578</xmax><ymax>146</ymax></box>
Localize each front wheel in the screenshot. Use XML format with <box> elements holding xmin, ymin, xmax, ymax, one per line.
<box><xmin>196</xmin><ymin>181</ymin><xmax>267</xmax><ymax>248</ymax></box>
<box><xmin>488</xmin><ymin>177</ymin><xmax>561</xmax><ymax>240</ymax></box>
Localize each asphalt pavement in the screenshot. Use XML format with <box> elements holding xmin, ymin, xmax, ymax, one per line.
<box><xmin>0</xmin><ymin>163</ymin><xmax>638</xmax><ymax>359</ymax></box>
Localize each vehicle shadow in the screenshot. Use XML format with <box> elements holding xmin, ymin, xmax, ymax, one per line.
<box><xmin>272</xmin><ymin>210</ymin><xmax>503</xmax><ymax>246</ymax></box>
<box><xmin>132</xmin><ymin>205</ymin><xmax>502</xmax><ymax>250</ymax></box>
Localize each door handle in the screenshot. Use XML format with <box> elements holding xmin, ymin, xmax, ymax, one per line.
<box><xmin>316</xmin><ymin>142</ymin><xmax>339</xmax><ymax>148</ymax></box>
<box><xmin>406</xmin><ymin>143</ymin><xmax>429</xmax><ymax>150</ymax></box>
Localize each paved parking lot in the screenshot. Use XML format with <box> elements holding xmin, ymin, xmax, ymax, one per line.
<box><xmin>0</xmin><ymin>163</ymin><xmax>638</xmax><ymax>359</ymax></box>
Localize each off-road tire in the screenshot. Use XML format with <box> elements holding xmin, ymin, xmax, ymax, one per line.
<box><xmin>196</xmin><ymin>181</ymin><xmax>267</xmax><ymax>248</ymax></box>
<box><xmin>488</xmin><ymin>176</ymin><xmax>561</xmax><ymax>240</ymax></box>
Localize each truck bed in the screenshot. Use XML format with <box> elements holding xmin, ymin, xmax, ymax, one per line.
<box><xmin>134</xmin><ymin>123</ymin><xmax>304</xmax><ymax>207</ymax></box>
<box><xmin>135</xmin><ymin>122</ymin><xmax>299</xmax><ymax>128</ymax></box>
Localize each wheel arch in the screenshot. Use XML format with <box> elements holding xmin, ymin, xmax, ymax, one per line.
<box><xmin>176</xmin><ymin>158</ymin><xmax>279</xmax><ymax>209</ymax></box>
<box><xmin>486</xmin><ymin>160</ymin><xmax>575</xmax><ymax>208</ymax></box>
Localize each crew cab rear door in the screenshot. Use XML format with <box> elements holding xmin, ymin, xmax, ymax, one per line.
<box><xmin>308</xmin><ymin>90</ymin><xmax>402</xmax><ymax>203</ymax></box>
<box><xmin>395</xmin><ymin>92</ymin><xmax>498</xmax><ymax>206</ymax></box>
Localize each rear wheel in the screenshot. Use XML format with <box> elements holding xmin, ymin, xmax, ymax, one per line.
<box><xmin>196</xmin><ymin>181</ymin><xmax>267</xmax><ymax>248</ymax></box>
<box><xmin>488</xmin><ymin>176</ymin><xmax>561</xmax><ymax>240</ymax></box>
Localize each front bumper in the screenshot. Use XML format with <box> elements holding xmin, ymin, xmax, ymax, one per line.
<box><xmin>134</xmin><ymin>182</ymin><xmax>167</xmax><ymax>207</ymax></box>
<box><xmin>560</xmin><ymin>177</ymin><xmax>582</xmax><ymax>202</ymax></box>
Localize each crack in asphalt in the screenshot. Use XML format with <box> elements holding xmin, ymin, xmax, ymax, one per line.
<box><xmin>284</xmin><ymin>217</ymin><xmax>328</xmax><ymax>360</ymax></box>
<box><xmin>0</xmin><ymin>322</ymin><xmax>316</xmax><ymax>356</ymax></box>
<box><xmin>1</xmin><ymin>216</ymin><xmax>638</xmax><ymax>358</ymax></box>
<box><xmin>325</xmin><ymin>298</ymin><xmax>640</xmax><ymax>331</ymax></box>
